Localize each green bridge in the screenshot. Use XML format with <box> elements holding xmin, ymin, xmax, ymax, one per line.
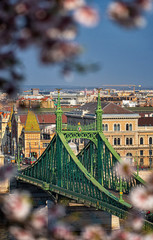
<box><xmin>16</xmin><ymin>89</ymin><xmax>153</xmax><ymax>230</ymax></box>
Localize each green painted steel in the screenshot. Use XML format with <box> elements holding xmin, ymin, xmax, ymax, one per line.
<box><xmin>15</xmin><ymin>90</ymin><xmax>153</xmax><ymax>229</ymax></box>
<box><xmin>96</xmin><ymin>89</ymin><xmax>103</xmax><ymax>132</ymax></box>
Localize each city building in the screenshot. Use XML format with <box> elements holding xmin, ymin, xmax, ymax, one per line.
<box><xmin>7</xmin><ymin>110</ymin><xmax>67</xmax><ymax>158</ymax></box>
<box><xmin>66</xmin><ymin>101</ymin><xmax>153</xmax><ymax>167</ymax></box>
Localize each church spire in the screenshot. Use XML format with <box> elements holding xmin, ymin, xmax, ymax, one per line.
<box><xmin>55</xmin><ymin>89</ymin><xmax>63</xmax><ymax>132</ymax></box>
<box><xmin>96</xmin><ymin>88</ymin><xmax>103</xmax><ymax>132</ymax></box>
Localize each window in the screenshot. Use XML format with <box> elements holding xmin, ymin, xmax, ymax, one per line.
<box><xmin>103</xmin><ymin>124</ymin><xmax>108</xmax><ymax>131</ymax></box>
<box><xmin>126</xmin><ymin>123</ymin><xmax>132</xmax><ymax>131</ymax></box>
<box><xmin>126</xmin><ymin>153</ymin><xmax>132</xmax><ymax>157</ymax></box>
<box><xmin>114</xmin><ymin>124</ymin><xmax>120</xmax><ymax>131</ymax></box>
<box><xmin>114</xmin><ymin>138</ymin><xmax>120</xmax><ymax>145</ymax></box>
<box><xmin>117</xmin><ymin>124</ymin><xmax>120</xmax><ymax>131</ymax></box>
<box><xmin>140</xmin><ymin>137</ymin><xmax>143</xmax><ymax>145</ymax></box>
<box><xmin>149</xmin><ymin>137</ymin><xmax>152</xmax><ymax>145</ymax></box>
<box><xmin>140</xmin><ymin>150</ymin><xmax>143</xmax><ymax>156</ymax></box>
<box><xmin>43</xmin><ymin>133</ymin><xmax>50</xmax><ymax>140</ymax></box>
<box><xmin>105</xmin><ymin>124</ymin><xmax>108</xmax><ymax>131</ymax></box>
<box><xmin>149</xmin><ymin>150</ymin><xmax>152</xmax><ymax>156</ymax></box>
<box><xmin>126</xmin><ymin>138</ymin><xmax>133</xmax><ymax>145</ymax></box>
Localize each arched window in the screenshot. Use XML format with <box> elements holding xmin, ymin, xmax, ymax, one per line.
<box><xmin>140</xmin><ymin>137</ymin><xmax>143</xmax><ymax>145</ymax></box>
<box><xmin>114</xmin><ymin>124</ymin><xmax>117</xmax><ymax>131</ymax></box>
<box><xmin>126</xmin><ymin>138</ymin><xmax>129</xmax><ymax>145</ymax></box>
<box><xmin>102</xmin><ymin>124</ymin><xmax>104</xmax><ymax>131</ymax></box>
<box><xmin>114</xmin><ymin>138</ymin><xmax>117</xmax><ymax>145</ymax></box>
<box><xmin>118</xmin><ymin>138</ymin><xmax>120</xmax><ymax>145</ymax></box>
<box><xmin>126</xmin><ymin>124</ymin><xmax>129</xmax><ymax>131</ymax></box>
<box><xmin>130</xmin><ymin>138</ymin><xmax>133</xmax><ymax>145</ymax></box>
<box><xmin>126</xmin><ymin>152</ymin><xmax>133</xmax><ymax>163</ymax></box>
<box><xmin>126</xmin><ymin>153</ymin><xmax>132</xmax><ymax>156</ymax></box>
<box><xmin>105</xmin><ymin>124</ymin><xmax>108</xmax><ymax>131</ymax></box>
<box><xmin>117</xmin><ymin>124</ymin><xmax>120</xmax><ymax>131</ymax></box>
<box><xmin>149</xmin><ymin>137</ymin><xmax>152</xmax><ymax>145</ymax></box>
<box><xmin>129</xmin><ymin>124</ymin><xmax>132</xmax><ymax>131</ymax></box>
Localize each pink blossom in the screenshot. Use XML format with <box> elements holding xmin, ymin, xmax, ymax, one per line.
<box><xmin>81</xmin><ymin>225</ymin><xmax>106</xmax><ymax>240</ymax></box>
<box><xmin>0</xmin><ymin>164</ymin><xmax>17</xmax><ymax>182</ymax></box>
<box><xmin>48</xmin><ymin>204</ymin><xmax>65</xmax><ymax>221</ymax></box>
<box><xmin>127</xmin><ymin>214</ymin><xmax>144</xmax><ymax>231</ymax></box>
<box><xmin>15</xmin><ymin>3</ymin><xmax>29</xmax><ymax>15</ymax></box>
<box><xmin>127</xmin><ymin>233</ymin><xmax>143</xmax><ymax>240</ymax></box>
<box><xmin>9</xmin><ymin>226</ymin><xmax>35</xmax><ymax>240</ymax></box>
<box><xmin>144</xmin><ymin>234</ymin><xmax>153</xmax><ymax>240</ymax></box>
<box><xmin>3</xmin><ymin>191</ymin><xmax>32</xmax><ymax>221</ymax></box>
<box><xmin>63</xmin><ymin>0</ymin><xmax>85</xmax><ymax>11</ymax></box>
<box><xmin>115</xmin><ymin>159</ymin><xmax>134</xmax><ymax>179</ymax></box>
<box><xmin>136</xmin><ymin>0</ymin><xmax>153</xmax><ymax>11</ymax></box>
<box><xmin>74</xmin><ymin>6</ymin><xmax>99</xmax><ymax>27</ymax></box>
<box><xmin>110</xmin><ymin>230</ymin><xmax>129</xmax><ymax>240</ymax></box>
<box><xmin>133</xmin><ymin>16</ymin><xmax>147</xmax><ymax>28</ymax></box>
<box><xmin>31</xmin><ymin>207</ymin><xmax>48</xmax><ymax>230</ymax></box>
<box><xmin>46</xmin><ymin>27</ymin><xmax>77</xmax><ymax>40</ymax></box>
<box><xmin>130</xmin><ymin>187</ymin><xmax>153</xmax><ymax>210</ymax></box>
<box><xmin>108</xmin><ymin>2</ymin><xmax>129</xmax><ymax>20</ymax></box>
<box><xmin>41</xmin><ymin>42</ymin><xmax>81</xmax><ymax>63</ymax></box>
<box><xmin>52</xmin><ymin>223</ymin><xmax>75</xmax><ymax>240</ymax></box>
<box><xmin>107</xmin><ymin>1</ymin><xmax>145</xmax><ymax>28</ymax></box>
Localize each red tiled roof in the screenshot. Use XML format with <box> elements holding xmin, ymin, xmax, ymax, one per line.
<box><xmin>42</xmin><ymin>97</ymin><xmax>49</xmax><ymax>101</ymax></box>
<box><xmin>138</xmin><ymin>117</ymin><xmax>153</xmax><ymax>126</ymax></box>
<box><xmin>78</xmin><ymin>102</ymin><xmax>134</xmax><ymax>115</ymax></box>
<box><xmin>103</xmin><ymin>102</ymin><xmax>134</xmax><ymax>114</ymax></box>
<box><xmin>20</xmin><ymin>115</ymin><xmax>27</xmax><ymax>124</ymax></box>
<box><xmin>19</xmin><ymin>113</ymin><xmax>67</xmax><ymax>124</ymax></box>
<box><xmin>37</xmin><ymin>114</ymin><xmax>67</xmax><ymax>124</ymax></box>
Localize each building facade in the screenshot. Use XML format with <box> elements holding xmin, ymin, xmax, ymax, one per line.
<box><xmin>66</xmin><ymin>102</ymin><xmax>153</xmax><ymax>167</ymax></box>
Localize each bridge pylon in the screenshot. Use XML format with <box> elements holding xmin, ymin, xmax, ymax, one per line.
<box><xmin>55</xmin><ymin>88</ymin><xmax>63</xmax><ymax>133</ymax></box>
<box><xmin>96</xmin><ymin>88</ymin><xmax>103</xmax><ymax>132</ymax></box>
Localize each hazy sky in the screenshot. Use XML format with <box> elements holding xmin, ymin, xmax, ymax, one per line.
<box><xmin>19</xmin><ymin>1</ymin><xmax>153</xmax><ymax>88</ymax></box>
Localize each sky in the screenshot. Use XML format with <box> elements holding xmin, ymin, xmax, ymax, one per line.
<box><xmin>19</xmin><ymin>1</ymin><xmax>153</xmax><ymax>89</ymax></box>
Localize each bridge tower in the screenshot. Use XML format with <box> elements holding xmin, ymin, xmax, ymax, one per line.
<box><xmin>96</xmin><ymin>89</ymin><xmax>104</xmax><ymax>185</ymax></box>
<box><xmin>55</xmin><ymin>88</ymin><xmax>63</xmax><ymax>187</ymax></box>
<box><xmin>96</xmin><ymin>88</ymin><xmax>103</xmax><ymax>132</ymax></box>
<box><xmin>55</xmin><ymin>88</ymin><xmax>63</xmax><ymax>133</ymax></box>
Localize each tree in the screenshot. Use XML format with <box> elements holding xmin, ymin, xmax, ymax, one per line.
<box><xmin>0</xmin><ymin>0</ymin><xmax>151</xmax><ymax>95</ymax></box>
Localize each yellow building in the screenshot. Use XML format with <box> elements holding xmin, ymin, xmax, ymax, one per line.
<box><xmin>11</xmin><ymin>111</ymin><xmax>66</xmax><ymax>159</ymax></box>
<box><xmin>67</xmin><ymin>102</ymin><xmax>153</xmax><ymax>167</ymax></box>
<box><xmin>24</xmin><ymin>111</ymin><xmax>41</xmax><ymax>158</ymax></box>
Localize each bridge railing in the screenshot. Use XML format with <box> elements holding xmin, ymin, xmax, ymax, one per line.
<box><xmin>62</xmin><ymin>122</ymin><xmax>96</xmax><ymax>131</ymax></box>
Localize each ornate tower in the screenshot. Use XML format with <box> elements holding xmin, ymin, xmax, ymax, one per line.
<box><xmin>96</xmin><ymin>88</ymin><xmax>103</xmax><ymax>132</ymax></box>
<box><xmin>55</xmin><ymin>89</ymin><xmax>63</xmax><ymax>133</ymax></box>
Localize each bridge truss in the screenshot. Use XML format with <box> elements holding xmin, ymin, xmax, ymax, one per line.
<box><xmin>16</xmin><ymin>89</ymin><xmax>152</xmax><ymax>230</ymax></box>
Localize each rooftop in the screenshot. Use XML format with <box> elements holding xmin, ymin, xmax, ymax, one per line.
<box><xmin>68</xmin><ymin>102</ymin><xmax>134</xmax><ymax>115</ymax></box>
